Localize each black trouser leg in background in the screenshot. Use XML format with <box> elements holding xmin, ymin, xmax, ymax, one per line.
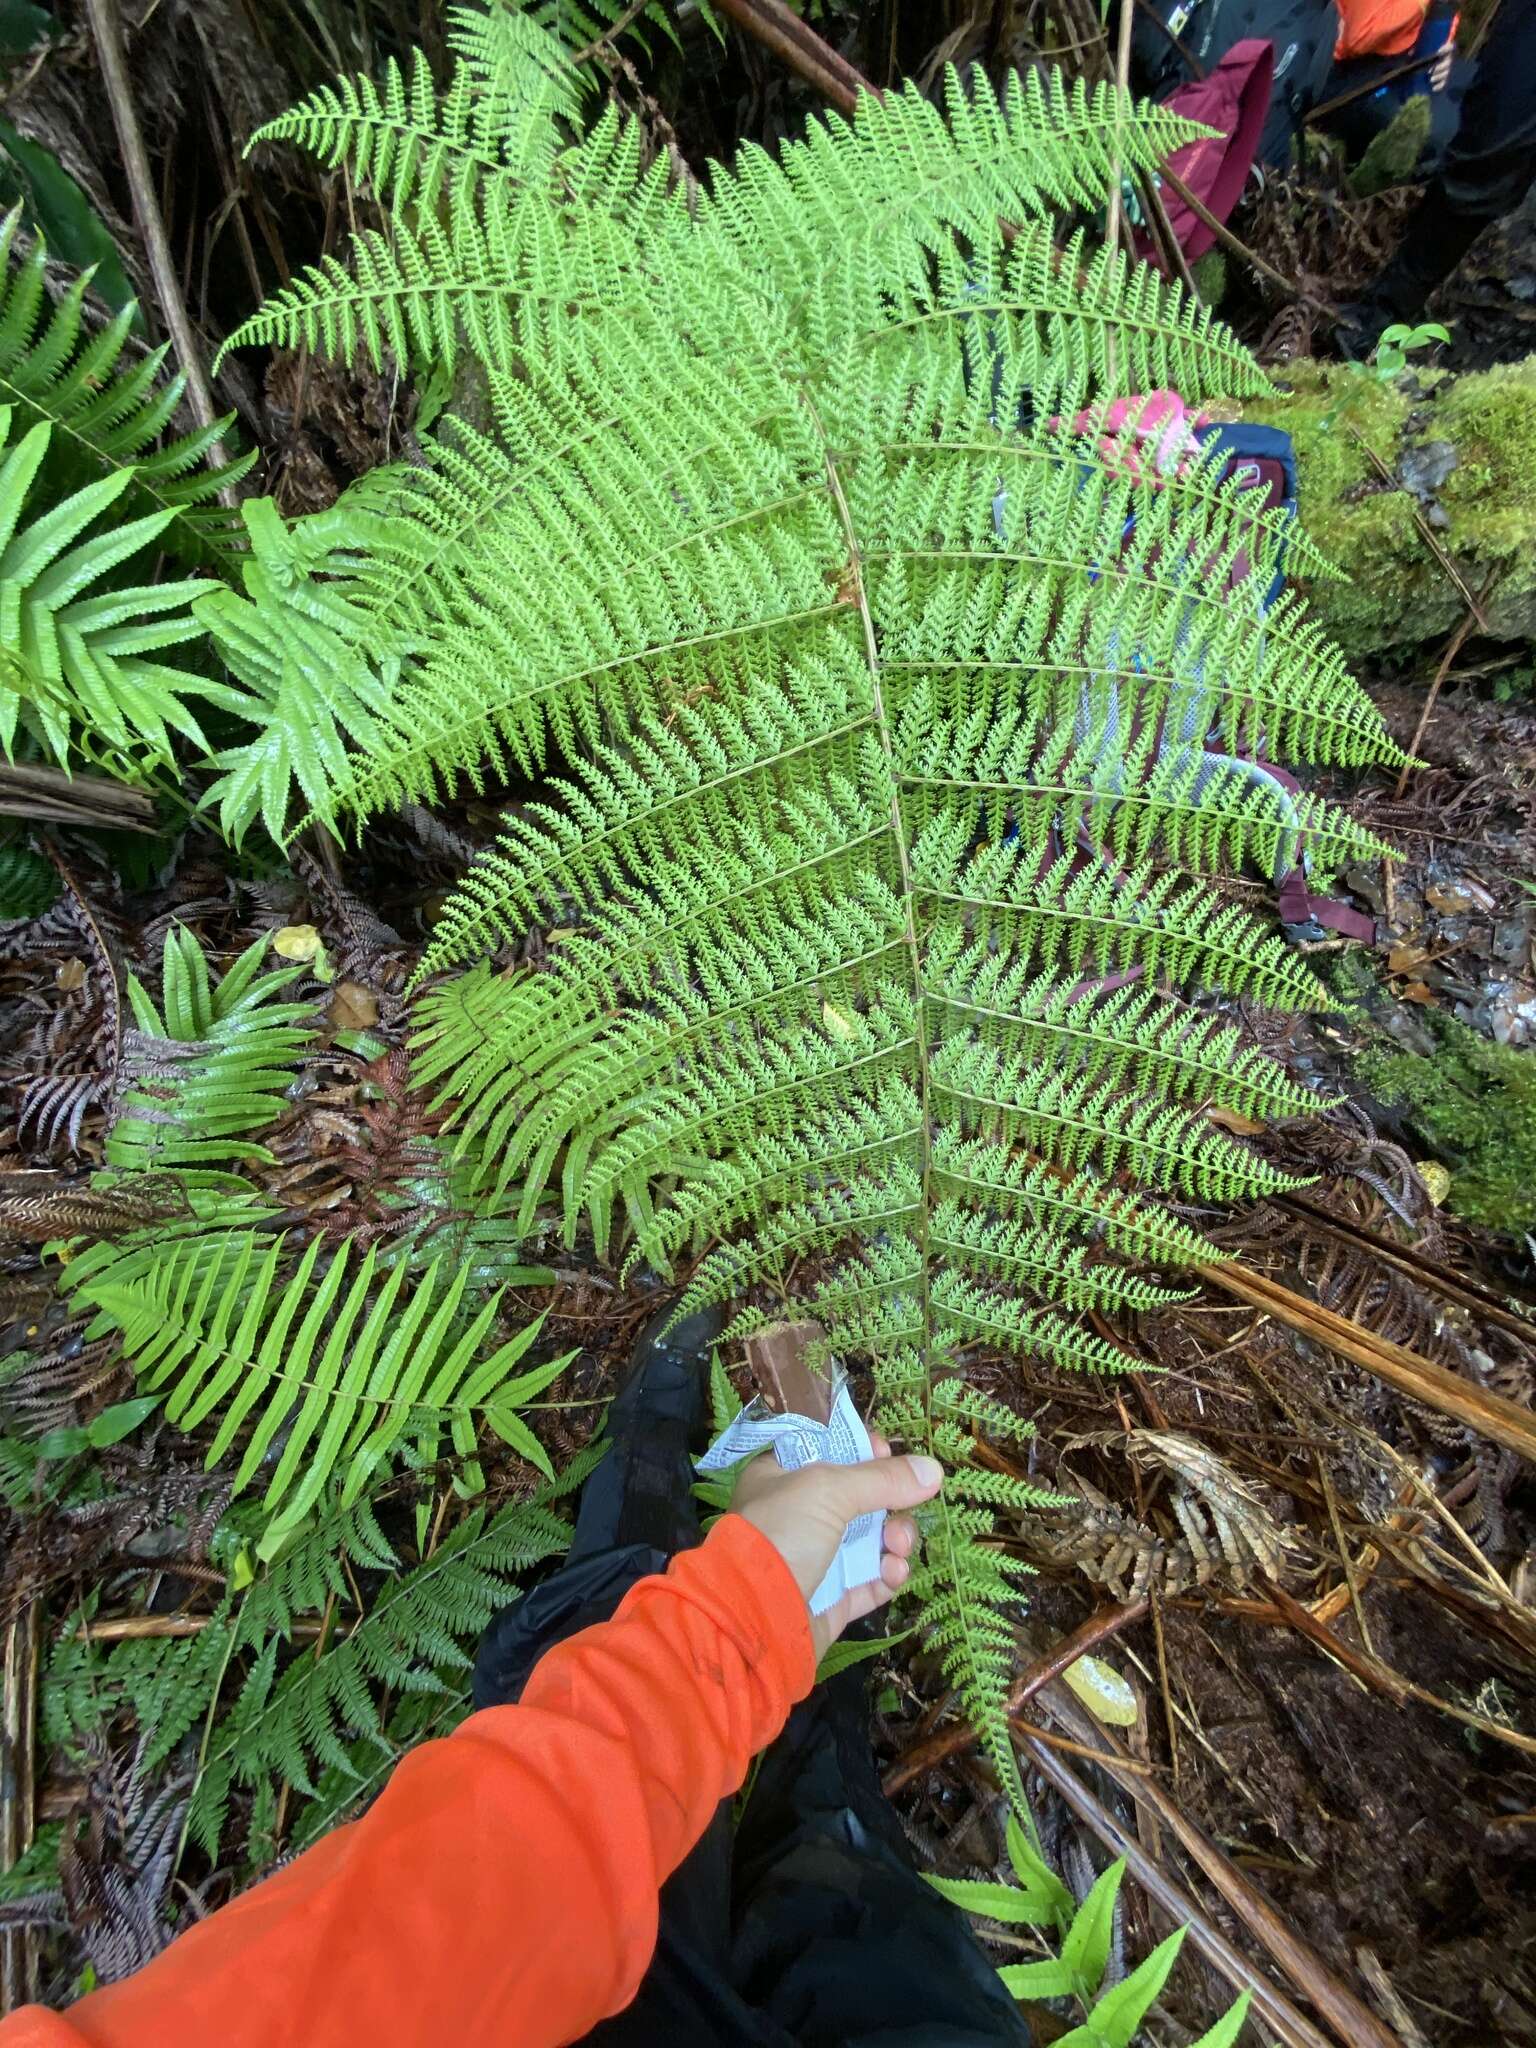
<box><xmin>472</xmin><ymin>1316</ymin><xmax>1030</xmax><ymax>2047</ymax></box>
<box><xmin>1372</xmin><ymin>0</ymin><xmax>1536</xmax><ymax>319</ymax></box>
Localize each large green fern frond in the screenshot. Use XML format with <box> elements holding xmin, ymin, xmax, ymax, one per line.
<box><xmin>217</xmin><ymin>31</ymin><xmax>1397</xmax><ymax>1793</ymax></box>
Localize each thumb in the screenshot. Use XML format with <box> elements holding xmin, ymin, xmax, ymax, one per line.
<box><xmin>814</xmin><ymin>1453</ymin><xmax>943</xmax><ymax>1524</ymax></box>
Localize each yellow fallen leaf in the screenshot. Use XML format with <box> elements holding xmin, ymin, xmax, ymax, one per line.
<box><xmin>55</xmin><ymin>958</ymin><xmax>86</xmax><ymax>992</ymax></box>
<box><xmin>1416</xmin><ymin>1160</ymin><xmax>1451</xmax><ymax>1207</ymax></box>
<box><xmin>1061</xmin><ymin>1653</ymin><xmax>1138</xmax><ymax>1727</ymax></box>
<box><xmin>328</xmin><ymin>980</ymin><xmax>379</xmax><ymax>1032</ymax></box>
<box><xmin>271</xmin><ymin>924</ymin><xmax>324</xmax><ymax>962</ymax></box>
<box><xmin>1207</xmin><ymin>1104</ymin><xmax>1266</xmax><ymax>1137</ymax></box>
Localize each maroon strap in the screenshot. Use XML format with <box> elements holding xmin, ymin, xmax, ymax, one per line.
<box><xmin>1276</xmin><ymin>866</ymin><xmax>1376</xmax><ymax>939</ymax></box>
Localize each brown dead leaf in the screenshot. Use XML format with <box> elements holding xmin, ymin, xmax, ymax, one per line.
<box><xmin>327</xmin><ymin>981</ymin><xmax>379</xmax><ymax>1032</ymax></box>
<box><xmin>1207</xmin><ymin>1104</ymin><xmax>1266</xmax><ymax>1136</ymax></box>
<box><xmin>1400</xmin><ymin>980</ymin><xmax>1436</xmax><ymax>1004</ymax></box>
<box><xmin>54</xmin><ymin>958</ymin><xmax>86</xmax><ymax>992</ymax></box>
<box><xmin>1386</xmin><ymin>944</ymin><xmax>1428</xmax><ymax>975</ymax></box>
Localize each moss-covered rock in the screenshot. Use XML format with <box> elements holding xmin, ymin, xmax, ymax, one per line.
<box><xmin>1241</xmin><ymin>357</ymin><xmax>1536</xmax><ymax>656</ymax></box>
<box><xmin>1360</xmin><ymin>1015</ymin><xmax>1536</xmax><ymax>1236</ymax></box>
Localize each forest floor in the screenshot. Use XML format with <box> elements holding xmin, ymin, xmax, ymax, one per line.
<box><xmin>2</xmin><ymin>5</ymin><xmax>1535</xmax><ymax>2045</ymax></box>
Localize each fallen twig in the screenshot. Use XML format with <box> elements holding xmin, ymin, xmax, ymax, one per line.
<box><xmin>0</xmin><ymin>763</ymin><xmax>155</xmax><ymax>832</ymax></box>
<box><xmin>1035</xmin><ymin>1677</ymin><xmax>1407</xmax><ymax>2048</ymax></box>
<box><xmin>882</xmin><ymin>1595</ymin><xmax>1148</xmax><ymax>1794</ymax></box>
<box><xmin>1017</xmin><ymin>1713</ymin><xmax>1353</xmax><ymax>2048</ymax></box>
<box><xmin>1</xmin><ymin>1606</ymin><xmax>40</xmax><ymax>2015</ymax></box>
<box><xmin>710</xmin><ymin>0</ymin><xmax>871</xmax><ymax>116</ymax></box>
<box><xmin>1394</xmin><ymin>603</ymin><xmax>1484</xmax><ymax>799</ymax></box>
<box><xmin>1259</xmin><ymin>1574</ymin><xmax>1536</xmax><ymax>1760</ymax></box>
<box><xmin>1196</xmin><ymin>1259</ymin><xmax>1536</xmax><ymax>1466</ymax></box>
<box><xmin>81</xmin><ymin>0</ymin><xmax>237</xmax><ymax>501</ymax></box>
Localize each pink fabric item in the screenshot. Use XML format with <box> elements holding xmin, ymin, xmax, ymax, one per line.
<box><xmin>1142</xmin><ymin>39</ymin><xmax>1275</xmax><ymax>265</ymax></box>
<box><xmin>1069</xmin><ymin>390</ymin><xmax>1210</xmax><ymax>482</ymax></box>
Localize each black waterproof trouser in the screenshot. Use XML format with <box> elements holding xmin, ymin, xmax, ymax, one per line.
<box><xmin>1373</xmin><ymin>0</ymin><xmax>1536</xmax><ymax>316</ymax></box>
<box><xmin>473</xmin><ymin>1433</ymin><xmax>1031</xmax><ymax>2048</ymax></box>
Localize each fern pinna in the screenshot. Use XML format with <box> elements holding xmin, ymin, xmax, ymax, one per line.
<box><xmin>220</xmin><ymin>9</ymin><xmax>1400</xmax><ymax>1800</ymax></box>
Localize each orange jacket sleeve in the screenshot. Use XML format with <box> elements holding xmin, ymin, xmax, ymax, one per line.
<box><xmin>1333</xmin><ymin>0</ymin><xmax>1429</xmax><ymax>61</ymax></box>
<box><xmin>0</xmin><ymin>1514</ymin><xmax>814</xmax><ymax>2048</ymax></box>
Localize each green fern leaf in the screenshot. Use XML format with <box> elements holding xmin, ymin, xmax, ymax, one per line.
<box><xmin>106</xmin><ymin>927</ymin><xmax>313</xmax><ymax>1171</ymax></box>
<box><xmin>0</xmin><ymin>208</ymin><xmax>251</xmax><ymax>567</ymax></box>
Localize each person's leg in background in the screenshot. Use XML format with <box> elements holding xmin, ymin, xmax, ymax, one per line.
<box><xmin>1335</xmin><ymin>0</ymin><xmax>1536</xmax><ymax>351</ymax></box>
<box><xmin>474</xmin><ymin>1305</ymin><xmax>1029</xmax><ymax>2046</ymax></box>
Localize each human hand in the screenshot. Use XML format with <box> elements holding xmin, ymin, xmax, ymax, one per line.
<box><xmin>730</xmin><ymin>1433</ymin><xmax>943</xmax><ymax>1661</ymax></box>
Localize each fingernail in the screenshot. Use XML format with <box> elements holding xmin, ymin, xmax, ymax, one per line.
<box><xmin>910</xmin><ymin>1456</ymin><xmax>943</xmax><ymax>1488</ymax></box>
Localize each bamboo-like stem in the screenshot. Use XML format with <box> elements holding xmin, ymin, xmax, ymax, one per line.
<box><xmin>81</xmin><ymin>0</ymin><xmax>237</xmax><ymax>504</ymax></box>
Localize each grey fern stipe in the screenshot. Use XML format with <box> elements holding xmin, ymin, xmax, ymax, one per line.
<box><xmin>215</xmin><ymin>4</ymin><xmax>1399</xmax><ymax>1804</ymax></box>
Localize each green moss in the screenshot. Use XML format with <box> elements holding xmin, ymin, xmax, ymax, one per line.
<box><xmin>1349</xmin><ymin>94</ymin><xmax>1431</xmax><ymax>198</ymax></box>
<box><xmin>1434</xmin><ymin>359</ymin><xmax>1536</xmax><ymax>577</ymax></box>
<box><xmin>1240</xmin><ymin>358</ymin><xmax>1536</xmax><ymax>653</ymax></box>
<box><xmin>1360</xmin><ymin>1016</ymin><xmax>1536</xmax><ymax>1235</ymax></box>
<box><xmin>1244</xmin><ymin>364</ymin><xmax>1428</xmax><ymax>655</ymax></box>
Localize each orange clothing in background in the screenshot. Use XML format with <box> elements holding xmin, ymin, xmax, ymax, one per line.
<box><xmin>0</xmin><ymin>1514</ymin><xmax>814</xmax><ymax>2048</ymax></box>
<box><xmin>1334</xmin><ymin>0</ymin><xmax>1430</xmax><ymax>60</ymax></box>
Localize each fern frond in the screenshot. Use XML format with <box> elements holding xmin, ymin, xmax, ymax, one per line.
<box><xmin>215</xmin><ymin>32</ymin><xmax>1399</xmax><ymax>1797</ymax></box>
<box><xmin>0</xmin><ymin>410</ymin><xmax>234</xmax><ymax>780</ymax></box>
<box><xmin>189</xmin><ymin>1497</ymin><xmax>571</xmax><ymax>1857</ymax></box>
<box><xmin>106</xmin><ymin>929</ymin><xmax>313</xmax><ymax>1171</ymax></box>
<box><xmin>224</xmin><ymin>8</ymin><xmax>657</xmax><ymax>377</ymax></box>
<box><xmin>0</xmin><ymin>209</ymin><xmax>250</xmax><ymax>566</ymax></box>
<box><xmin>67</xmin><ymin>1221</ymin><xmax>573</xmax><ymax>1546</ymax></box>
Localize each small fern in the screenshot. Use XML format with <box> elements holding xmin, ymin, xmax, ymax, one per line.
<box><xmin>0</xmin><ymin>407</ymin><xmax>236</xmax><ymax>782</ymax></box>
<box><xmin>64</xmin><ymin>1216</ymin><xmax>577</xmax><ymax>1549</ymax></box>
<box><xmin>0</xmin><ymin>207</ymin><xmax>251</xmax><ymax>566</ymax></box>
<box><xmin>0</xmin><ymin>833</ymin><xmax>58</xmax><ymax>919</ymax></box>
<box><xmin>929</xmin><ymin>1843</ymin><xmax>1252</xmax><ymax>2048</ymax></box>
<box><xmin>106</xmin><ymin>928</ymin><xmax>314</xmax><ymax>1171</ymax></box>
<box><xmin>189</xmin><ymin>1492</ymin><xmax>575</xmax><ymax>1857</ymax></box>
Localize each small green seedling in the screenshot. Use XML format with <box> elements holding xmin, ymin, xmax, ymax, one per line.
<box><xmin>1373</xmin><ymin>320</ymin><xmax>1450</xmax><ymax>381</ymax></box>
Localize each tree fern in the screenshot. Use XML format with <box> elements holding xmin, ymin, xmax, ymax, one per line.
<box><xmin>64</xmin><ymin>1217</ymin><xmax>577</xmax><ymax>1549</ymax></box>
<box><xmin>221</xmin><ymin>20</ymin><xmax>1399</xmax><ymax>1803</ymax></box>
<box><xmin>0</xmin><ymin>408</ymin><xmax>243</xmax><ymax>782</ymax></box>
<box><xmin>0</xmin><ymin>208</ymin><xmax>251</xmax><ymax>566</ymax></box>
<box><xmin>106</xmin><ymin>927</ymin><xmax>314</xmax><ymax>1171</ymax></box>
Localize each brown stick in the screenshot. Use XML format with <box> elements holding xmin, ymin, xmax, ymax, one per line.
<box><xmin>710</xmin><ymin>0</ymin><xmax>871</xmax><ymax>116</ymax></box>
<box><xmin>1394</xmin><ymin>604</ymin><xmax>1482</xmax><ymax>798</ymax></box>
<box><xmin>1259</xmin><ymin>1575</ymin><xmax>1536</xmax><ymax>1760</ymax></box>
<box><xmin>1017</xmin><ymin>1720</ymin><xmax>1346</xmax><ymax>2048</ymax></box>
<box><xmin>882</xmin><ymin>1596</ymin><xmax>1148</xmax><ymax>1794</ymax></box>
<box><xmin>81</xmin><ymin>0</ymin><xmax>236</xmax><ymax>499</ymax></box>
<box><xmin>0</xmin><ymin>761</ymin><xmax>156</xmax><ymax>831</ymax></box>
<box><xmin>1196</xmin><ymin>1260</ymin><xmax>1536</xmax><ymax>1466</ymax></box>
<box><xmin>1158</xmin><ymin>161</ymin><xmax>1329</xmax><ymax>310</ymax></box>
<box><xmin>1103</xmin><ymin>0</ymin><xmax>1137</xmax><ymax>261</ymax></box>
<box><xmin>1</xmin><ymin>1606</ymin><xmax>40</xmax><ymax>2016</ymax></box>
<box><xmin>1035</xmin><ymin>1677</ymin><xmax>1407</xmax><ymax>2048</ymax></box>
